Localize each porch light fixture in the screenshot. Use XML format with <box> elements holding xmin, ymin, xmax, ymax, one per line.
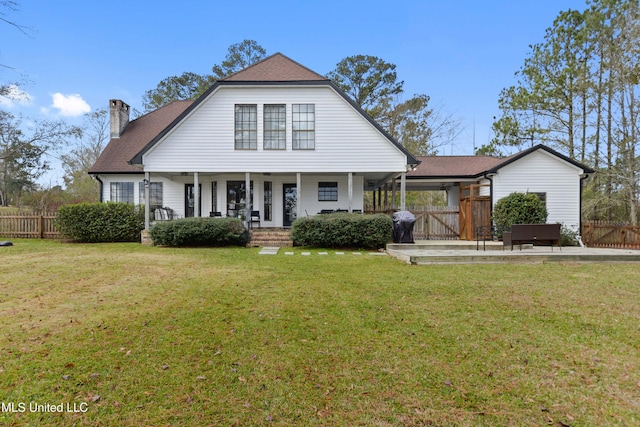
<box><xmin>143</xmin><ymin>178</ymin><xmax>150</xmax><ymax>187</ymax></box>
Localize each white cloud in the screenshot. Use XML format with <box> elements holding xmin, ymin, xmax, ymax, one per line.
<box><xmin>0</xmin><ymin>84</ymin><xmax>33</xmax><ymax>108</ymax></box>
<box><xmin>50</xmin><ymin>93</ymin><xmax>91</xmax><ymax>117</ymax></box>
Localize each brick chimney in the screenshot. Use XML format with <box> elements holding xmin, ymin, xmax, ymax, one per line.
<box><xmin>109</xmin><ymin>99</ymin><xmax>130</xmax><ymax>138</ymax></box>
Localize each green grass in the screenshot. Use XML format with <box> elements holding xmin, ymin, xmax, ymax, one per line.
<box><xmin>0</xmin><ymin>239</ymin><xmax>638</xmax><ymax>426</ymax></box>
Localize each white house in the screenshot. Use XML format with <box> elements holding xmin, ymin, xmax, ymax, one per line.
<box><xmin>403</xmin><ymin>145</ymin><xmax>595</xmax><ymax>238</ymax></box>
<box><xmin>89</xmin><ymin>53</ymin><xmax>419</xmax><ymax>229</ymax></box>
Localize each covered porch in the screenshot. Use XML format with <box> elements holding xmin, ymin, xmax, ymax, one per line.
<box><xmin>367</xmin><ymin>177</ymin><xmax>492</xmax><ymax>240</ymax></box>
<box><xmin>141</xmin><ymin>170</ymin><xmax>410</xmax><ymax>230</ymax></box>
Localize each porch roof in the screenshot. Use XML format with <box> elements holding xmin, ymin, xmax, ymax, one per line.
<box><xmin>408</xmin><ymin>155</ymin><xmax>505</xmax><ymax>179</ymax></box>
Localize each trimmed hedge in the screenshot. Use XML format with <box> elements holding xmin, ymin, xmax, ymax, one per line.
<box><xmin>149</xmin><ymin>217</ymin><xmax>249</xmax><ymax>247</ymax></box>
<box><xmin>291</xmin><ymin>213</ymin><xmax>392</xmax><ymax>249</ymax></box>
<box><xmin>56</xmin><ymin>202</ymin><xmax>144</xmax><ymax>243</ymax></box>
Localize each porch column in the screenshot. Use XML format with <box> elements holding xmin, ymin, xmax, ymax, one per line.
<box><xmin>296</xmin><ymin>172</ymin><xmax>302</xmax><ymax>220</ymax></box>
<box><xmin>384</xmin><ymin>184</ymin><xmax>388</xmax><ymax>210</ymax></box>
<box><xmin>348</xmin><ymin>172</ymin><xmax>353</xmax><ymax>212</ymax></box>
<box><xmin>400</xmin><ymin>171</ymin><xmax>406</xmax><ymax>211</ymax></box>
<box><xmin>194</xmin><ymin>172</ymin><xmax>200</xmax><ymax>218</ymax></box>
<box><xmin>373</xmin><ymin>189</ymin><xmax>376</xmax><ymax>211</ymax></box>
<box><xmin>391</xmin><ymin>178</ymin><xmax>397</xmax><ymax>209</ymax></box>
<box><xmin>144</xmin><ymin>171</ymin><xmax>150</xmax><ymax>230</ymax></box>
<box><xmin>245</xmin><ymin>172</ymin><xmax>251</xmax><ymax>228</ymax></box>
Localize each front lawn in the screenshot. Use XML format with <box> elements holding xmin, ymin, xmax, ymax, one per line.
<box><xmin>0</xmin><ymin>240</ymin><xmax>638</xmax><ymax>426</ymax></box>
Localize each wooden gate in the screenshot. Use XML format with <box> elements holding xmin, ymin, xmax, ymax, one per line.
<box><xmin>409</xmin><ymin>206</ymin><xmax>460</xmax><ymax>240</ymax></box>
<box><xmin>582</xmin><ymin>221</ymin><xmax>640</xmax><ymax>249</ymax></box>
<box><xmin>459</xmin><ymin>184</ymin><xmax>491</xmax><ymax>240</ymax></box>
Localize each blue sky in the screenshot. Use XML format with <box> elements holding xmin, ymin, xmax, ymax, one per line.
<box><xmin>2</xmin><ymin>0</ymin><xmax>588</xmax><ymax>185</ymax></box>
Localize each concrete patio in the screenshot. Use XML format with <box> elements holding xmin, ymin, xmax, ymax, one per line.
<box><xmin>386</xmin><ymin>240</ymin><xmax>640</xmax><ymax>265</ymax></box>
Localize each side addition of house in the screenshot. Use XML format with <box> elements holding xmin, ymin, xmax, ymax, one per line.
<box><xmin>404</xmin><ymin>145</ymin><xmax>594</xmax><ymax>239</ymax></box>
<box><xmin>89</xmin><ymin>53</ymin><xmax>418</xmax><ymax>229</ymax></box>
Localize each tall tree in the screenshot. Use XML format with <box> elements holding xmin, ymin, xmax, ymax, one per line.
<box><xmin>491</xmin><ymin>10</ymin><xmax>590</xmax><ymax>158</ymax></box>
<box><xmin>211</xmin><ymin>39</ymin><xmax>267</xmax><ymax>79</ymax></box>
<box><xmin>142</xmin><ymin>40</ymin><xmax>267</xmax><ymax>111</ymax></box>
<box><xmin>328</xmin><ymin>55</ymin><xmax>461</xmax><ymax>156</ymax></box>
<box><xmin>491</xmin><ymin>0</ymin><xmax>640</xmax><ymax>224</ymax></box>
<box><xmin>327</xmin><ymin>55</ymin><xmax>403</xmax><ymax>119</ymax></box>
<box><xmin>0</xmin><ymin>111</ymin><xmax>80</xmax><ymax>206</ymax></box>
<box><xmin>376</xmin><ymin>95</ymin><xmax>462</xmax><ymax>156</ymax></box>
<box><xmin>61</xmin><ymin>109</ymin><xmax>109</xmax><ymax>202</ymax></box>
<box><xmin>1</xmin><ymin>1</ymin><xmax>33</xmax><ymax>97</ymax></box>
<box><xmin>142</xmin><ymin>72</ymin><xmax>211</xmax><ymax>112</ymax></box>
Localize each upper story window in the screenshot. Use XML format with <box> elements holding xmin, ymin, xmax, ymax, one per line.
<box><xmin>292</xmin><ymin>104</ymin><xmax>315</xmax><ymax>150</ymax></box>
<box><xmin>111</xmin><ymin>182</ymin><xmax>134</xmax><ymax>203</ymax></box>
<box><xmin>235</xmin><ymin>104</ymin><xmax>257</xmax><ymax>150</ymax></box>
<box><xmin>263</xmin><ymin>104</ymin><xmax>286</xmax><ymax>150</ymax></box>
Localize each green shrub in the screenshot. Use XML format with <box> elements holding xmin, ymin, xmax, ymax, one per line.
<box><xmin>291</xmin><ymin>213</ymin><xmax>392</xmax><ymax>249</ymax></box>
<box><xmin>56</xmin><ymin>202</ymin><xmax>144</xmax><ymax>243</ymax></box>
<box><xmin>149</xmin><ymin>217</ymin><xmax>248</xmax><ymax>247</ymax></box>
<box><xmin>560</xmin><ymin>223</ymin><xmax>580</xmax><ymax>246</ymax></box>
<box><xmin>492</xmin><ymin>192</ymin><xmax>548</xmax><ymax>235</ymax></box>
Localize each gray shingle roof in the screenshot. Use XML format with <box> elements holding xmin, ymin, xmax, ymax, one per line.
<box><xmin>222</xmin><ymin>52</ymin><xmax>327</xmax><ymax>82</ymax></box>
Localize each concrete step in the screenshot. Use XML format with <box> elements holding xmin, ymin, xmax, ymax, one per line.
<box><xmin>407</xmin><ymin>253</ymin><xmax>640</xmax><ymax>265</ymax></box>
<box><xmin>249</xmin><ymin>229</ymin><xmax>292</xmax><ymax>247</ymax></box>
<box><xmin>387</xmin><ymin>242</ymin><xmax>505</xmax><ymax>251</ymax></box>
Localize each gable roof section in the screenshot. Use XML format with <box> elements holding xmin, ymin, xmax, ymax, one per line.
<box><xmin>486</xmin><ymin>144</ymin><xmax>595</xmax><ymax>174</ymax></box>
<box><xmin>408</xmin><ymin>145</ymin><xmax>594</xmax><ymax>179</ymax></box>
<box><xmin>128</xmin><ymin>52</ymin><xmax>419</xmax><ymax>166</ymax></box>
<box><xmin>89</xmin><ymin>100</ymin><xmax>193</xmax><ymax>174</ymax></box>
<box><xmin>222</xmin><ymin>52</ymin><xmax>327</xmax><ymax>81</ymax></box>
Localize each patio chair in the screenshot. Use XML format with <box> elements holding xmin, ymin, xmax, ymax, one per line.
<box><xmin>250</xmin><ymin>210</ymin><xmax>261</xmax><ymax>228</ymax></box>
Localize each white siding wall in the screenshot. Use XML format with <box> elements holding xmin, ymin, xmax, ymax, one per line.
<box><xmin>492</xmin><ymin>150</ymin><xmax>583</xmax><ymax>230</ymax></box>
<box><xmin>143</xmin><ymin>85</ymin><xmax>407</xmax><ymax>173</ymax></box>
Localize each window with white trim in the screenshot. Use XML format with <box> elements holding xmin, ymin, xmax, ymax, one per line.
<box><xmin>111</xmin><ymin>182</ymin><xmax>134</xmax><ymax>203</ymax></box>
<box><xmin>234</xmin><ymin>104</ymin><xmax>257</xmax><ymax>149</ymax></box>
<box><xmin>263</xmin><ymin>104</ymin><xmax>286</xmax><ymax>150</ymax></box>
<box><xmin>292</xmin><ymin>103</ymin><xmax>315</xmax><ymax>150</ymax></box>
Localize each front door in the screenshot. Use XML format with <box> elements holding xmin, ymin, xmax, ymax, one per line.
<box><xmin>185</xmin><ymin>184</ymin><xmax>201</xmax><ymax>217</ymax></box>
<box><xmin>283</xmin><ymin>183</ymin><xmax>297</xmax><ymax>227</ymax></box>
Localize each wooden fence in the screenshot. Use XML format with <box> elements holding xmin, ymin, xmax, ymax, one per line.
<box><xmin>0</xmin><ymin>213</ymin><xmax>60</xmax><ymax>239</ymax></box>
<box><xmin>366</xmin><ymin>205</ymin><xmax>460</xmax><ymax>240</ymax></box>
<box><xmin>581</xmin><ymin>221</ymin><xmax>640</xmax><ymax>249</ymax></box>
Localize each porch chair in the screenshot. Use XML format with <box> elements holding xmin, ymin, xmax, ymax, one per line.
<box><xmin>250</xmin><ymin>210</ymin><xmax>261</xmax><ymax>228</ymax></box>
